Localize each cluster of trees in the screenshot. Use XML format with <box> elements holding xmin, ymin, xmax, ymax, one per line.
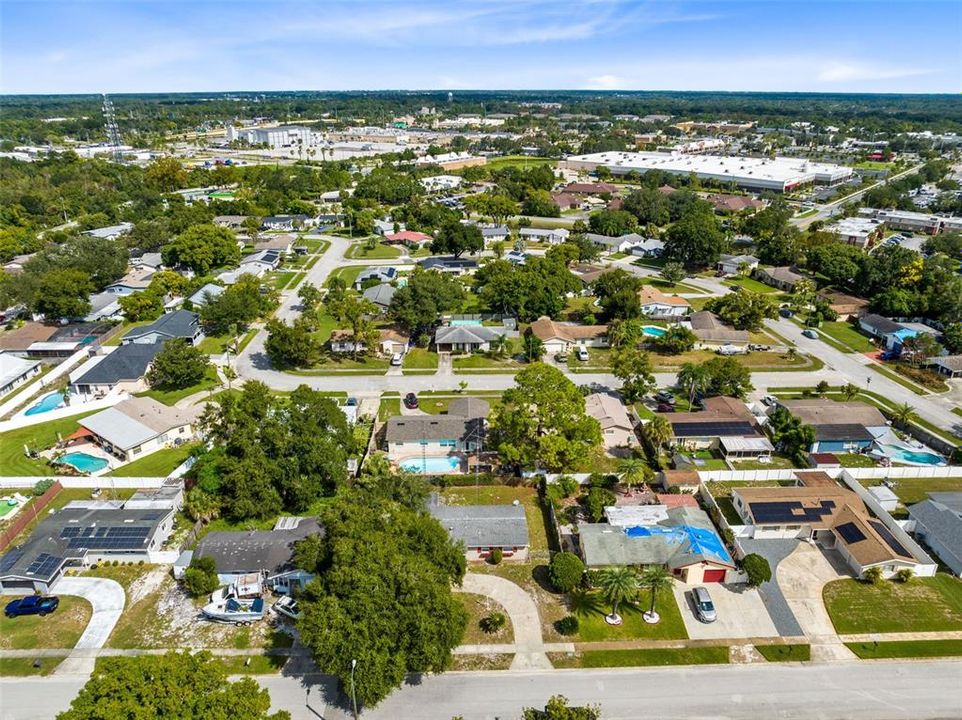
<box><xmin>767</xmin><ymin>407</ymin><xmax>817</xmax><ymax>465</ymax></box>
<box><xmin>677</xmin><ymin>357</ymin><xmax>754</xmax><ymax>402</ymax></box>
<box><xmin>492</xmin><ymin>364</ymin><xmax>602</xmax><ymax>472</ymax></box>
<box><xmin>187</xmin><ymin>382</ymin><xmax>352</xmax><ymax>521</ymax></box>
<box><xmin>704</xmin><ymin>289</ymin><xmax>778</xmax><ymax>331</ymax></box>
<box><xmin>662</xmin><ymin>196</ymin><xmax>727</xmax><ymax>269</ymax></box>
<box><xmin>199</xmin><ymin>275</ymin><xmax>278</xmax><ymax>335</ymax></box>
<box><xmin>430</xmin><ymin>220</ymin><xmax>483</xmax><ymax>257</ymax></box>
<box><xmin>592</xmin><ymin>269</ymin><xmax>643</xmax><ymax>321</ymax></box>
<box><xmin>146</xmin><ymin>339</ymin><xmax>210</xmax><ymax>390</ymax></box>
<box><xmin>388</xmin><ymin>267</ymin><xmax>465</xmax><ymax>336</ymax></box>
<box><xmin>295</xmin><ymin>464</ymin><xmax>467</xmax><ymax>708</ymax></box>
<box><xmin>475</xmin><ymin>253</ymin><xmax>581</xmax><ymax>321</ymax></box>
<box><xmin>161</xmin><ymin>224</ymin><xmax>240</xmax><ymax>274</ymax></box>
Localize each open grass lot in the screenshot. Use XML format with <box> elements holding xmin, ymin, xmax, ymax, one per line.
<box><xmin>854</xmin><ymin>161</ymin><xmax>897</xmax><ymax>171</ymax></box>
<box><xmin>141</xmin><ymin>365</ymin><xmax>221</xmax><ymax>406</ymax></box>
<box><xmin>294</xmin><ymin>355</ymin><xmax>390</xmax><ymax>374</ymax></box>
<box><xmin>756</xmin><ymin>643</ymin><xmax>811</xmax><ymax>662</ymax></box>
<box><xmin>453</xmin><ymin>352</ymin><xmax>525</xmax><ymax>372</ymax></box>
<box><xmin>0</xmin><ymin>596</ymin><xmax>92</xmax><ymax>650</ymax></box>
<box><xmin>441</xmin><ymin>485</ymin><xmax>549</xmax><ymax>555</ymax></box>
<box><xmin>567</xmin><ymin>347</ymin><xmax>613</xmax><ymax>372</ymax></box>
<box><xmin>345</xmin><ymin>241</ymin><xmax>402</xmax><ymax>259</ymax></box>
<box><xmin>103</xmin><ymin>320</ymin><xmax>152</xmax><ymax>347</ymax></box>
<box><xmin>459</xmin><ymin>592</ymin><xmax>515</xmax><ymax>645</ymax></box>
<box><xmin>884</xmin><ymin>477</ymin><xmax>962</xmax><ymax>505</ymax></box>
<box><xmin>196</xmin><ymin>332</ymin><xmax>235</xmax><ymax>355</ymax></box>
<box><xmin>652</xmin><ymin>349</ymin><xmax>812</xmax><ymax>371</ymax></box>
<box><xmin>572</xmin><ymin>588</ymin><xmax>687</xmax><ymax>642</ymax></box>
<box><xmin>551</xmin><ymin>646</ymin><xmax>728</xmax><ymax>668</ymax></box>
<box><xmin>723</xmin><ymin>276</ymin><xmax>780</xmax><ymax>294</ymax></box>
<box><xmin>641</xmin><ymin>277</ymin><xmax>707</xmax><ymax>295</ymax></box>
<box><xmin>326</xmin><ymin>266</ymin><xmax>364</xmax><ymax>288</ymax></box>
<box><xmin>106</xmin><ymin>444</ymin><xmax>196</xmax><ymax>477</ymax></box>
<box><xmin>402</xmin><ymin>348</ymin><xmax>438</xmax><ymax>371</ymax></box>
<box><xmin>823</xmin><ymin>575</ymin><xmax>962</xmax><ymax>634</ymax></box>
<box><xmin>0</xmin><ymin>410</ymin><xmax>99</xmax><ymax>475</ymax></box>
<box><xmin>378</xmin><ymin>397</ymin><xmax>401</xmax><ymax>422</ymax></box>
<box><xmin>0</xmin><ymin>656</ymin><xmax>67</xmax><ymax>676</ymax></box>
<box><xmin>269</xmin><ymin>271</ymin><xmax>298</xmax><ymax>290</ymax></box>
<box><xmin>817</xmin><ymin>322</ymin><xmax>876</xmax><ymax>352</ymax></box>
<box><xmin>216</xmin><ymin>655</ymin><xmax>288</xmax><ymax>674</ymax></box>
<box><xmin>845</xmin><ymin>639</ymin><xmax>962</xmax><ymax>659</ymax></box>
<box><xmin>485</xmin><ymin>155</ymin><xmax>557</xmax><ymax>171</ymax></box>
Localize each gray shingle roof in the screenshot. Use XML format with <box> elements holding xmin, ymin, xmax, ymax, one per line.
<box><xmin>908</xmin><ymin>499</ymin><xmax>962</xmax><ymax>572</ymax></box>
<box><xmin>428</xmin><ymin>502</ymin><xmax>529</xmax><ymax>549</ymax></box>
<box><xmin>362</xmin><ymin>283</ymin><xmax>397</xmax><ymax>307</ymax></box>
<box><xmin>434</xmin><ymin>325</ymin><xmax>501</xmax><ymax>345</ymax></box>
<box><xmin>385</xmin><ymin>415</ymin><xmax>472</xmax><ymax>444</ymax></box>
<box><xmin>859</xmin><ymin>313</ymin><xmax>903</xmax><ymax>335</ymax></box>
<box><xmin>122</xmin><ymin>310</ymin><xmax>199</xmax><ymax>342</ymax></box>
<box><xmin>195</xmin><ymin>517</ymin><xmax>323</xmax><ymax>575</ymax></box>
<box><xmin>73</xmin><ymin>342</ymin><xmax>163</xmax><ymax>386</ymax></box>
<box><xmin>80</xmin><ymin>397</ymin><xmax>197</xmax><ymax>450</ymax></box>
<box><xmin>446</xmin><ymin>397</ymin><xmax>490</xmax><ymax>420</ymax></box>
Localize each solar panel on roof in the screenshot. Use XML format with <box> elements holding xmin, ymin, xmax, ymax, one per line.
<box><xmin>671</xmin><ymin>421</ymin><xmax>756</xmax><ymax>438</ymax></box>
<box><xmin>749</xmin><ymin>500</ymin><xmax>836</xmax><ymax>524</ymax></box>
<box><xmin>869</xmin><ymin>520</ymin><xmax>910</xmax><ymax>557</ymax></box>
<box><xmin>0</xmin><ymin>549</ymin><xmax>24</xmax><ymax>573</ymax></box>
<box><xmin>26</xmin><ymin>552</ymin><xmax>62</xmax><ymax>578</ymax></box>
<box><xmin>836</xmin><ymin>522</ymin><xmax>867</xmax><ymax>543</ymax></box>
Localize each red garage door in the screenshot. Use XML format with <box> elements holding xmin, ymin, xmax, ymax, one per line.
<box><xmin>703</xmin><ymin>569</ymin><xmax>727</xmax><ymax>583</ymax></box>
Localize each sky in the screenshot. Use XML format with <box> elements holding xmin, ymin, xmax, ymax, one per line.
<box><xmin>1</xmin><ymin>0</ymin><xmax>960</xmax><ymax>95</ymax></box>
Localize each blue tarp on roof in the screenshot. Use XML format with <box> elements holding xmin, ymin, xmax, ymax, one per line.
<box><xmin>623</xmin><ymin>524</ymin><xmax>732</xmax><ymax>565</ymax></box>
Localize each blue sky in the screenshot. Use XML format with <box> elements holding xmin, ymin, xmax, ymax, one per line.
<box><xmin>2</xmin><ymin>1</ymin><xmax>959</xmax><ymax>94</ymax></box>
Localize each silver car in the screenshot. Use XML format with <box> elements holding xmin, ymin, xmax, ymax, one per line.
<box><xmin>692</xmin><ymin>586</ymin><xmax>717</xmax><ymax>623</ymax></box>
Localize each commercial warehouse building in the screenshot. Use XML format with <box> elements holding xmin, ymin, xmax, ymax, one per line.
<box><xmin>563</xmin><ymin>152</ymin><xmax>854</xmax><ymax>192</ymax></box>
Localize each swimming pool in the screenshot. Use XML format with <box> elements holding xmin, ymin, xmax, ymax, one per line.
<box><xmin>57</xmin><ymin>452</ymin><xmax>110</xmax><ymax>473</ymax></box>
<box><xmin>25</xmin><ymin>392</ymin><xmax>65</xmax><ymax>416</ymax></box>
<box><xmin>400</xmin><ymin>455</ymin><xmax>461</xmax><ymax>474</ymax></box>
<box><xmin>642</xmin><ymin>326</ymin><xmax>666</xmax><ymax>338</ymax></box>
<box><xmin>877</xmin><ymin>444</ymin><xmax>945</xmax><ymax>466</ymax></box>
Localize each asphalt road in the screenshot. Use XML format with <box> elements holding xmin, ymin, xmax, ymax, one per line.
<box><xmin>6</xmin><ymin>661</ymin><xmax>961</xmax><ymax>720</ymax></box>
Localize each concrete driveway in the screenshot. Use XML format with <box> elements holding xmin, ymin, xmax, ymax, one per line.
<box><xmin>673</xmin><ymin>583</ymin><xmax>779</xmax><ymax>640</ymax></box>
<box><xmin>50</xmin><ymin>576</ymin><xmax>125</xmax><ymax>675</ymax></box>
<box><xmin>775</xmin><ymin>542</ymin><xmax>855</xmax><ymax>661</ymax></box>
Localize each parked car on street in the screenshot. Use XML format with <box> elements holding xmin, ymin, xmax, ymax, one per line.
<box><xmin>691</xmin><ymin>587</ymin><xmax>717</xmax><ymax>623</ymax></box>
<box><xmin>5</xmin><ymin>596</ymin><xmax>60</xmax><ymax>618</ymax></box>
<box><xmin>654</xmin><ymin>391</ymin><xmax>676</xmax><ymax>405</ymax></box>
<box><xmin>802</xmin><ymin>329</ymin><xmax>819</xmax><ymax>340</ymax></box>
<box><xmin>656</xmin><ymin>403</ymin><xmax>676</xmax><ymax>413</ymax></box>
<box><xmin>403</xmin><ymin>392</ymin><xmax>418</xmax><ymax>409</ymax></box>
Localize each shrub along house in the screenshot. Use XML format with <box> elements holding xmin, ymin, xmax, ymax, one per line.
<box><xmin>427</xmin><ymin>495</ymin><xmax>529</xmax><ymax>561</ymax></box>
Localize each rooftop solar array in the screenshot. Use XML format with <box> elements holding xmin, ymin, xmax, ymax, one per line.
<box><xmin>869</xmin><ymin>520</ymin><xmax>910</xmax><ymax>557</ymax></box>
<box><xmin>835</xmin><ymin>522</ymin><xmax>867</xmax><ymax>543</ymax></box>
<box><xmin>26</xmin><ymin>553</ymin><xmax>63</xmax><ymax>578</ymax></box>
<box><xmin>0</xmin><ymin>549</ymin><xmax>24</xmax><ymax>573</ymax></box>
<box><xmin>61</xmin><ymin>525</ymin><xmax>150</xmax><ymax>550</ymax></box>
<box><xmin>749</xmin><ymin>500</ymin><xmax>836</xmax><ymax>524</ymax></box>
<box><xmin>670</xmin><ymin>420</ymin><xmax>756</xmax><ymax>438</ymax></box>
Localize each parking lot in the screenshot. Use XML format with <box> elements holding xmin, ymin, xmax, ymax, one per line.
<box><xmin>673</xmin><ymin>583</ymin><xmax>780</xmax><ymax>640</ymax></box>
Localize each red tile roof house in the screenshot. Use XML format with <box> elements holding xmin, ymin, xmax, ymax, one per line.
<box><xmin>383</xmin><ymin>230</ymin><xmax>433</xmax><ymax>248</ymax></box>
<box><xmin>564</xmin><ymin>182</ymin><xmax>619</xmax><ymax>195</ymax></box>
<box><xmin>551</xmin><ymin>192</ymin><xmax>580</xmax><ymax>210</ymax></box>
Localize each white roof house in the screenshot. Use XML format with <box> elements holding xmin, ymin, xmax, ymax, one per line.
<box><xmin>0</xmin><ymin>353</ymin><xmax>40</xmax><ymax>395</ymax></box>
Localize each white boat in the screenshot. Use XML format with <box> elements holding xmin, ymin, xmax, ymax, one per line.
<box><xmin>202</xmin><ymin>595</ymin><xmax>266</xmax><ymax>625</ymax></box>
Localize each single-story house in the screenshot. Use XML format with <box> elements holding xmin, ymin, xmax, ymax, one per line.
<box><xmin>213</xmin><ymin>215</ymin><xmax>249</xmax><ymax>230</ymax></box>
<box><xmin>754</xmin><ymin>266</ymin><xmax>804</xmax><ymax>292</ymax></box>
<box><xmin>241</xmin><ymin>248</ymin><xmax>282</xmax><ymax>270</ymax></box>
<box><xmin>627</xmin><ymin>237</ymin><xmax>665</xmax><ymax>258</ymax></box>
<box><xmin>817</xmin><ymin>290</ymin><xmax>868</xmax><ymax>319</ymax></box>
<box><xmin>82</xmin><ymin>222</ymin><xmax>133</xmax><ymax>240</ymax></box>
<box><xmin>70</xmin><ymin>342</ymin><xmax>164</xmax><ymax>399</ymax></box>
<box><xmin>434</xmin><ymin>324</ymin><xmax>503</xmax><ymax>353</ymax></box>
<box><xmin>564</xmin><ymin>182</ymin><xmax>618</xmax><ymax>195</ymax></box>
<box><xmin>505</xmin><ymin>250</ymin><xmax>527</xmax><ymax>265</ymax></box>
<box><xmin>705</xmin><ymin>194</ymin><xmax>765</xmax><ymax>214</ymax></box>
<box><xmin>428</xmin><ymin>496</ymin><xmax>529</xmax><ymax>562</ymax></box>
<box><xmin>579</xmin><ymin>503</ymin><xmax>737</xmax><ymax>583</ymax></box>
<box><xmin>669</xmin><ymin>396</ymin><xmax>771</xmax><ymax>457</ymax></box>
<box><xmin>657</xmin><ymin>470</ymin><xmax>701</xmax><ymax>494</ymax></box>
<box><xmin>639</xmin><ymin>285</ymin><xmax>690</xmax><ymax>319</ymax></box>
<box><xmin>121</xmin><ymin>310</ymin><xmax>204</xmax><ymax>346</ymax></box>
<box><xmin>104</xmin><ymin>266</ymin><xmax>155</xmax><ymax>295</ymax></box>
<box><xmin>908</xmin><ymin>493</ymin><xmax>962</xmax><ymax>576</ymax></box>
<box><xmin>479</xmin><ymin>225</ymin><xmax>510</xmax><ymax>244</ymax></box>
<box><xmin>78</xmin><ymin>396</ymin><xmax>199</xmax><ymax>463</ymax></box>
<box><xmin>193</xmin><ymin>516</ymin><xmax>324</xmax><ymax>588</ymax></box>
<box><xmin>261</xmin><ymin>214</ymin><xmax>311</xmax><ymax>231</ymax></box>
<box><xmin>83</xmin><ymin>293</ymin><xmax>120</xmax><ymax>323</ymax></box>
<box><xmin>362</xmin><ymin>283</ymin><xmax>397</xmax><ymax>310</ymax></box>
<box><xmin>385</xmin><ymin>415</ymin><xmax>481</xmax><ymax>462</ymax></box>
<box><xmin>374</xmin><ymin>219</ymin><xmax>403</xmax><ymax>236</ymax></box>
<box><xmin>255</xmin><ymin>234</ymin><xmax>296</xmax><ymax>254</ymax></box>
<box><xmin>420</xmin><ymin>256</ymin><xmax>478</xmax><ymax>275</ymax></box>
<box><xmin>688</xmin><ymin>311</ymin><xmax>749</xmax><ymax>349</ymax></box>
<box><xmin>218</xmin><ymin>266</ymin><xmax>265</xmax><ymax>285</ymax></box>
<box><xmin>0</xmin><ymin>493</ymin><xmax>178</xmax><ymax>593</ymax></box>
<box><xmin>732</xmin><ymin>486</ymin><xmax>927</xmax><ymax>579</ymax></box>
<box><xmin>927</xmin><ymin>355</ymin><xmax>962</xmax><ymax>378</ymax></box>
<box><xmin>0</xmin><ymin>353</ymin><xmax>41</xmax><ymax>396</ymax></box>
<box><xmin>383</xmin><ymin>230</ymin><xmax>433</xmax><ymax>247</ymax></box>
<box><xmin>519</xmin><ymin>227</ymin><xmax>569</xmax><ymax>245</ymax></box>
<box><xmin>354</xmin><ymin>266</ymin><xmax>397</xmax><ymax>289</ymax></box>
<box><xmin>776</xmin><ymin>399</ymin><xmax>888</xmax><ymax>453</ymax></box>
<box><xmin>586</xmin><ymin>233</ymin><xmax>636</xmax><ymax>254</ymax></box>
<box><xmin>529</xmin><ymin>316</ymin><xmax>609</xmax><ymax>355</ymax></box>
<box><xmin>551</xmin><ymin>192</ymin><xmax>580</xmax><ymax>210</ymax></box>
<box><xmin>330</xmin><ymin>328</ymin><xmax>409</xmax><ymax>356</ymax></box>
<box><xmin>446</xmin><ymin>397</ymin><xmax>490</xmax><ymax>421</ymax></box>
<box><xmin>716</xmin><ymin>254</ymin><xmax>760</xmax><ymax>276</ymax></box>
<box><xmin>569</xmin><ymin>263</ymin><xmax>616</xmax><ymax>286</ymax></box>
<box><xmin>585</xmin><ymin>393</ymin><xmax>636</xmax><ymax>450</ymax></box>
<box><xmin>857</xmin><ymin>314</ymin><xmax>937</xmax><ymax>352</ymax></box>
<box><xmin>132</xmin><ymin>253</ymin><xmax>164</xmax><ymax>271</ymax></box>
<box><xmin>187</xmin><ymin>283</ymin><xmax>225</xmax><ymax>307</ymax></box>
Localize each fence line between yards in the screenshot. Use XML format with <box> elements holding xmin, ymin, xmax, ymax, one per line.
<box><xmin>0</xmin><ymin>480</ymin><xmax>63</xmax><ymax>552</ymax></box>
<box><xmin>0</xmin><ymin>476</ymin><xmax>168</xmax><ymax>489</ymax></box>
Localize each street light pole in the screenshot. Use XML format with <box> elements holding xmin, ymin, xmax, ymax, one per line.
<box><xmin>350</xmin><ymin>658</ymin><xmax>359</xmax><ymax>720</ymax></box>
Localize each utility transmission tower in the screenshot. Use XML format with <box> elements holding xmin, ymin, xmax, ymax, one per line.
<box><xmin>102</xmin><ymin>94</ymin><xmax>123</xmax><ymax>162</ymax></box>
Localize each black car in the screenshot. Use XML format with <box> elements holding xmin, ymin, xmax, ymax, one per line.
<box><xmin>656</xmin><ymin>403</ymin><xmax>676</xmax><ymax>413</ymax></box>
<box><xmin>404</xmin><ymin>393</ymin><xmax>418</xmax><ymax>409</ymax></box>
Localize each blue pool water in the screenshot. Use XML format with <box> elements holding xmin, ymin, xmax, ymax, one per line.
<box><xmin>57</xmin><ymin>452</ymin><xmax>109</xmax><ymax>473</ymax></box>
<box><xmin>400</xmin><ymin>455</ymin><xmax>461</xmax><ymax>474</ymax></box>
<box><xmin>879</xmin><ymin>444</ymin><xmax>945</xmax><ymax>466</ymax></box>
<box><xmin>642</xmin><ymin>325</ymin><xmax>666</xmax><ymax>338</ymax></box>
<box><xmin>25</xmin><ymin>392</ymin><xmax>65</xmax><ymax>416</ymax></box>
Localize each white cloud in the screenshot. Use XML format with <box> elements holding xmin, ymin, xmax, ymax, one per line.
<box><xmin>816</xmin><ymin>62</ymin><xmax>932</xmax><ymax>83</ymax></box>
<box><xmin>588</xmin><ymin>74</ymin><xmax>623</xmax><ymax>90</ymax></box>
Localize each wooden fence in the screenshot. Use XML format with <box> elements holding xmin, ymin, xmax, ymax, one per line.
<box><xmin>0</xmin><ymin>480</ymin><xmax>63</xmax><ymax>552</ymax></box>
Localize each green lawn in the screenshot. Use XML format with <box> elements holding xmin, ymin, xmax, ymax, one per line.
<box><xmin>216</xmin><ymin>655</ymin><xmax>288</xmax><ymax>674</ymax></box>
<box><xmin>573</xmin><ymin>588</ymin><xmax>687</xmax><ymax>641</ymax></box>
<box><xmin>755</xmin><ymin>644</ymin><xmax>810</xmax><ymax>662</ymax></box>
<box><xmin>485</xmin><ymin>155</ymin><xmax>557</xmax><ymax>171</ymax></box>
<box><xmin>884</xmin><ymin>477</ymin><xmax>962</xmax><ymax>505</ymax></box>
<box><xmin>106</xmin><ymin>444</ymin><xmax>196</xmax><ymax>477</ymax></box>
<box><xmin>730</xmin><ymin>456</ymin><xmax>796</xmax><ymax>471</ymax></box>
<box><xmin>402</xmin><ymin>348</ymin><xmax>438</xmax><ymax>371</ymax></box>
<box><xmin>714</xmin><ymin>497</ymin><xmax>744</xmax><ymax>525</ymax></box>
<box><xmin>269</xmin><ymin>271</ymin><xmax>298</xmax><ymax>290</ymax></box>
<box><xmin>140</xmin><ymin>365</ymin><xmax>220</xmax><ymax>406</ymax></box>
<box><xmin>103</xmin><ymin>320</ymin><xmax>152</xmax><ymax>347</ymax></box>
<box><xmin>452</xmin><ymin>343</ymin><xmax>525</xmax><ymax>372</ymax></box>
<box><xmin>0</xmin><ymin>657</ymin><xmax>66</xmax><ymax>676</ymax></box>
<box><xmin>854</xmin><ymin>161</ymin><xmax>896</xmax><ymax>171</ymax></box>
<box><xmin>641</xmin><ymin>277</ymin><xmax>706</xmax><ymax>294</ymax></box>
<box><xmin>823</xmin><ymin>575</ymin><xmax>962</xmax><ymax>634</ymax></box>
<box><xmin>723</xmin><ymin>276</ymin><xmax>780</xmax><ymax>294</ymax></box>
<box><xmin>378</xmin><ymin>398</ymin><xmax>401</xmax><ymax>422</ymax></box>
<box><xmin>845</xmin><ymin>639</ymin><xmax>962</xmax><ymax>659</ymax></box>
<box><xmin>868</xmin><ymin>363</ymin><xmax>927</xmax><ymax>396</ymax></box>
<box><xmin>346</xmin><ymin>241</ymin><xmax>402</xmax><ymax>259</ymax></box>
<box><xmin>294</xmin><ymin>355</ymin><xmax>389</xmax><ymax>373</ymax></box>
<box><xmin>326</xmin><ymin>266</ymin><xmax>364</xmax><ymax>288</ymax></box>
<box><xmin>555</xmin><ymin>646</ymin><xmax>728</xmax><ymax>668</ymax></box>
<box><xmin>441</xmin><ymin>485</ymin><xmax>549</xmax><ymax>554</ymax></box>
<box><xmin>196</xmin><ymin>332</ymin><xmax>236</xmax><ymax>355</ymax></box>
<box><xmin>817</xmin><ymin>322</ymin><xmax>876</xmax><ymax>353</ymax></box>
<box><xmin>0</xmin><ymin>596</ymin><xmax>92</xmax><ymax>650</ymax></box>
<box><xmin>836</xmin><ymin>453</ymin><xmax>879</xmax><ymax>468</ymax></box>
<box><xmin>566</xmin><ymin>348</ymin><xmax>613</xmax><ymax>372</ymax></box>
<box><xmin>0</xmin><ymin>410</ymin><xmax>99</xmax><ymax>475</ymax></box>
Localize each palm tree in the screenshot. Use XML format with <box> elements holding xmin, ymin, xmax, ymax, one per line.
<box><xmin>639</xmin><ymin>566</ymin><xmax>674</xmax><ymax>623</ymax></box>
<box><xmin>841</xmin><ymin>383</ymin><xmax>861</xmax><ymax>401</ymax></box>
<box><xmin>891</xmin><ymin>402</ymin><xmax>916</xmax><ymax>427</ymax></box>
<box><xmin>596</xmin><ymin>566</ymin><xmax>639</xmax><ymax>625</ymax></box>
<box><xmin>618</xmin><ymin>457</ymin><xmax>651</xmax><ymax>496</ymax></box>
<box><xmin>490</xmin><ymin>334</ymin><xmax>508</xmax><ymax>360</ymax></box>
<box><xmin>642</xmin><ymin>415</ymin><xmax>672</xmax><ymax>450</ymax></box>
<box><xmin>677</xmin><ymin>362</ymin><xmax>710</xmax><ymax>407</ymax></box>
